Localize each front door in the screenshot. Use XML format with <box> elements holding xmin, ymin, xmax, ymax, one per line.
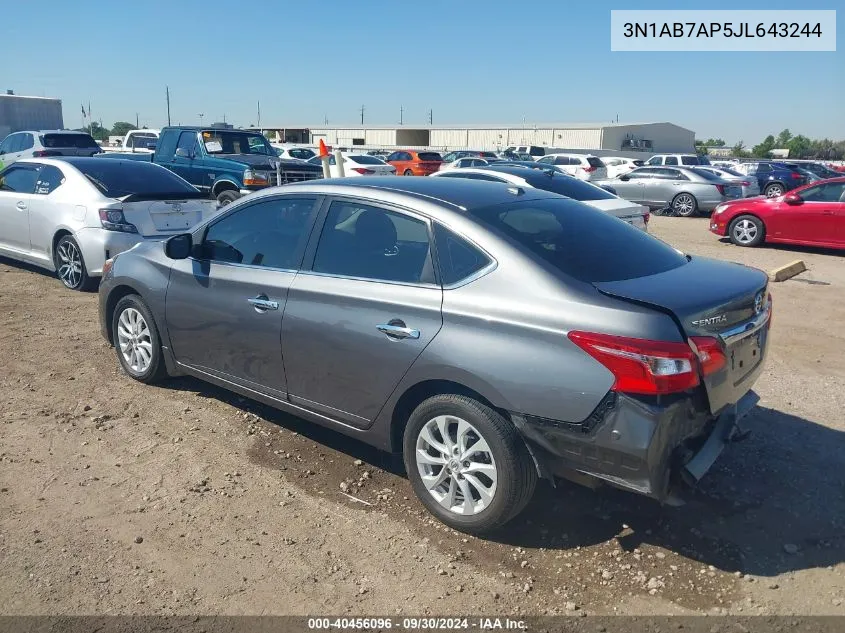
<box><xmin>0</xmin><ymin>164</ymin><xmax>40</xmax><ymax>255</ymax></box>
<box><xmin>282</xmin><ymin>198</ymin><xmax>443</xmax><ymax>428</ymax></box>
<box><xmin>169</xmin><ymin>131</ymin><xmax>202</xmax><ymax>186</ymax></box>
<box><xmin>770</xmin><ymin>181</ymin><xmax>845</xmax><ymax>245</ymax></box>
<box><xmin>613</xmin><ymin>168</ymin><xmax>651</xmax><ymax>203</ymax></box>
<box><xmin>165</xmin><ymin>195</ymin><xmax>320</xmax><ymax>397</ymax></box>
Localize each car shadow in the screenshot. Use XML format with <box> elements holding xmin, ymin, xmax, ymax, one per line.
<box><xmin>487</xmin><ymin>405</ymin><xmax>845</xmax><ymax>578</ymax></box>
<box><xmin>0</xmin><ymin>255</ymin><xmax>100</xmax><ymax>291</ymax></box>
<box><xmin>159</xmin><ymin>374</ymin><xmax>844</xmax><ymax>577</ymax></box>
<box><xmin>717</xmin><ymin>237</ymin><xmax>844</xmax><ymax>258</ymax></box>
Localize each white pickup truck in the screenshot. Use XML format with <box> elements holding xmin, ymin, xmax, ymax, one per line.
<box><xmin>101</xmin><ymin>129</ymin><xmax>160</xmax><ymax>153</ymax></box>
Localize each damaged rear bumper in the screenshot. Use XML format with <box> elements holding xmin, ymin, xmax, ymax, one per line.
<box><xmin>512</xmin><ymin>390</ymin><xmax>760</xmax><ymax>502</ymax></box>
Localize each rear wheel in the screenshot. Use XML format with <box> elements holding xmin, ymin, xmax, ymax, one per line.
<box><xmin>112</xmin><ymin>295</ymin><xmax>168</xmax><ymax>384</ymax></box>
<box><xmin>728</xmin><ymin>215</ymin><xmax>765</xmax><ymax>247</ymax></box>
<box><xmin>672</xmin><ymin>193</ymin><xmax>699</xmax><ymax>217</ymax></box>
<box><xmin>216</xmin><ymin>189</ymin><xmax>240</xmax><ymax>207</ymax></box>
<box><xmin>54</xmin><ymin>235</ymin><xmax>93</xmax><ymax>291</ymax></box>
<box><xmin>764</xmin><ymin>183</ymin><xmax>785</xmax><ymax>198</ymax></box>
<box><xmin>403</xmin><ymin>169</ymin><xmax>414</xmax><ymax>176</ymax></box>
<box><xmin>403</xmin><ymin>395</ymin><xmax>537</xmax><ymax>533</ymax></box>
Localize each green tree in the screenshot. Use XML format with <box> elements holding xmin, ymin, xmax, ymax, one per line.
<box><xmin>732</xmin><ymin>140</ymin><xmax>749</xmax><ymax>158</ymax></box>
<box><xmin>752</xmin><ymin>135</ymin><xmax>776</xmax><ymax>157</ymax></box>
<box><xmin>111</xmin><ymin>121</ymin><xmax>137</xmax><ymax>138</ymax></box>
<box><xmin>704</xmin><ymin>138</ymin><xmax>726</xmax><ymax>147</ymax></box>
<box><xmin>775</xmin><ymin>129</ymin><xmax>792</xmax><ymax>147</ymax></box>
<box><xmin>786</xmin><ymin>134</ymin><xmax>811</xmax><ymax>159</ymax></box>
<box><xmin>87</xmin><ymin>122</ymin><xmax>109</xmax><ymax>141</ymax></box>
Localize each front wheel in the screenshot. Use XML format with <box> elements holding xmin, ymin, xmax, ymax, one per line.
<box><xmin>764</xmin><ymin>183</ymin><xmax>785</xmax><ymax>198</ymax></box>
<box><xmin>672</xmin><ymin>193</ymin><xmax>699</xmax><ymax>217</ymax></box>
<box><xmin>112</xmin><ymin>295</ymin><xmax>168</xmax><ymax>384</ymax></box>
<box><xmin>54</xmin><ymin>234</ymin><xmax>93</xmax><ymax>291</ymax></box>
<box><xmin>216</xmin><ymin>189</ymin><xmax>240</xmax><ymax>207</ymax></box>
<box><xmin>403</xmin><ymin>395</ymin><xmax>537</xmax><ymax>533</ymax></box>
<box><xmin>728</xmin><ymin>214</ymin><xmax>765</xmax><ymax>247</ymax></box>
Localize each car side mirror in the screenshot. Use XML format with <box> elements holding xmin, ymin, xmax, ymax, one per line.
<box><xmin>784</xmin><ymin>193</ymin><xmax>803</xmax><ymax>205</ymax></box>
<box><xmin>165</xmin><ymin>233</ymin><xmax>192</xmax><ymax>259</ymax></box>
<box><xmin>619</xmin><ymin>174</ymin><xmax>631</xmax><ymax>181</ymax></box>
<box><xmin>175</xmin><ymin>148</ymin><xmax>192</xmax><ymax>159</ymax></box>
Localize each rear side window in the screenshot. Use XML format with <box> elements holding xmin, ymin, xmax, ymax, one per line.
<box><xmin>681</xmin><ymin>156</ymin><xmax>699</xmax><ymax>165</ymax></box>
<box><xmin>201</xmin><ymin>197</ymin><xmax>318</xmax><ymax>269</ymax></box>
<box><xmin>313</xmin><ymin>201</ymin><xmax>433</xmax><ymax>284</ymax></box>
<box><xmin>586</xmin><ymin>157</ymin><xmax>605</xmax><ymax>168</ymax></box>
<box><xmin>756</xmin><ymin>163</ymin><xmax>772</xmax><ymax>173</ymax></box>
<box><xmin>0</xmin><ymin>165</ymin><xmax>39</xmax><ymax>193</ymax></box>
<box><xmin>434</xmin><ymin>223</ymin><xmax>491</xmax><ymax>286</ymax></box>
<box><xmin>20</xmin><ymin>133</ymin><xmax>34</xmax><ymax>151</ymax></box>
<box><xmin>665</xmin><ymin>156</ymin><xmax>679</xmax><ymax>165</ymax></box>
<box><xmin>469</xmin><ymin>198</ymin><xmax>687</xmax><ymax>283</ymax></box>
<box><xmin>34</xmin><ymin>165</ymin><xmax>66</xmax><ymax>194</ymax></box>
<box><xmin>41</xmin><ymin>133</ymin><xmax>99</xmax><ymax>149</ymax></box>
<box><xmin>417</xmin><ymin>152</ymin><xmax>442</xmax><ymax>161</ymax></box>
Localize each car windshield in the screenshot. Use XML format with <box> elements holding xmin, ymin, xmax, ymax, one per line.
<box><xmin>469</xmin><ymin>198</ymin><xmax>687</xmax><ymax>283</ymax></box>
<box><xmin>347</xmin><ymin>155</ymin><xmax>385</xmax><ymax>165</ymax></box>
<box><xmin>201</xmin><ymin>131</ymin><xmax>274</xmax><ymax>156</ymax></box>
<box><xmin>75</xmin><ymin>161</ymin><xmax>200</xmax><ymax>198</ymax></box>
<box><xmin>40</xmin><ymin>133</ymin><xmax>100</xmax><ymax>149</ymax></box>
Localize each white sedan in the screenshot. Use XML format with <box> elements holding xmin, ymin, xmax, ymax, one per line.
<box><xmin>0</xmin><ymin>157</ymin><xmax>218</xmax><ymax>290</ymax></box>
<box><xmin>307</xmin><ymin>153</ymin><xmax>396</xmax><ymax>177</ymax></box>
<box><xmin>272</xmin><ymin>144</ymin><xmax>318</xmax><ymax>161</ymax></box>
<box><xmin>601</xmin><ymin>156</ymin><xmax>646</xmax><ymax>179</ymax></box>
<box><xmin>437</xmin><ymin>157</ymin><xmax>499</xmax><ymax>172</ymax></box>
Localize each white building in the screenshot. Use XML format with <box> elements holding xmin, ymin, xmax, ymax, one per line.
<box><xmin>253</xmin><ymin>122</ymin><xmax>694</xmax><ymax>155</ymax></box>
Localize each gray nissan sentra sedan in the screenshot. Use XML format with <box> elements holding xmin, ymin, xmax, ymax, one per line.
<box><xmin>98</xmin><ymin>177</ymin><xmax>771</xmax><ymax>533</ymax></box>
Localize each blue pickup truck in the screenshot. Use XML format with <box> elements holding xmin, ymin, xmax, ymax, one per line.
<box><xmin>100</xmin><ymin>126</ymin><xmax>323</xmax><ymax>205</ymax></box>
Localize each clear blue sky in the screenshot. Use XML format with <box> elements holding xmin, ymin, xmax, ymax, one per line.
<box><xmin>4</xmin><ymin>0</ymin><xmax>842</xmax><ymax>144</ymax></box>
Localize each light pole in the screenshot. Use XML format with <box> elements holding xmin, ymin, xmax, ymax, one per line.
<box><xmin>198</xmin><ymin>113</ymin><xmax>205</xmax><ymax>126</ymax></box>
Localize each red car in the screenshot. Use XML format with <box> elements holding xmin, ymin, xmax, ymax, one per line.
<box><xmin>385</xmin><ymin>150</ymin><xmax>443</xmax><ymax>176</ymax></box>
<box><xmin>710</xmin><ymin>177</ymin><xmax>845</xmax><ymax>249</ymax></box>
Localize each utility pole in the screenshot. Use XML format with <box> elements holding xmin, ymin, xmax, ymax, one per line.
<box><xmin>136</xmin><ymin>112</ymin><xmax>139</xmax><ymax>128</ymax></box>
<box><xmin>428</xmin><ymin>109</ymin><xmax>433</xmax><ymax>125</ymax></box>
<box><xmin>257</xmin><ymin>101</ymin><xmax>261</xmax><ymax>129</ymax></box>
<box><xmin>399</xmin><ymin>105</ymin><xmax>403</xmax><ymax>126</ymax></box>
<box><xmin>223</xmin><ymin>113</ymin><xmax>227</xmax><ymax>124</ymax></box>
<box><xmin>360</xmin><ymin>105</ymin><xmax>365</xmax><ymax>125</ymax></box>
<box><xmin>324</xmin><ymin>114</ymin><xmax>328</xmax><ymax>125</ymax></box>
<box><xmin>166</xmin><ymin>86</ymin><xmax>171</xmax><ymax>126</ymax></box>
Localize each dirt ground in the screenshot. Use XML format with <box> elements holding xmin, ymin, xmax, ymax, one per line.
<box><xmin>1</xmin><ymin>215</ymin><xmax>844</xmax><ymax>617</ymax></box>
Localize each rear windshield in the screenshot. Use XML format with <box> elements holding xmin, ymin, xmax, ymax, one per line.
<box><xmin>682</xmin><ymin>155</ymin><xmax>710</xmax><ymax>165</ymax></box>
<box><xmin>417</xmin><ymin>152</ymin><xmax>442</xmax><ymax>162</ymax></box>
<box><xmin>74</xmin><ymin>161</ymin><xmax>201</xmax><ymax>198</ymax></box>
<box><xmin>529</xmin><ymin>172</ymin><xmax>616</xmax><ymax>201</ymax></box>
<box><xmin>469</xmin><ymin>198</ymin><xmax>687</xmax><ymax>283</ymax></box>
<box><xmin>587</xmin><ymin>157</ymin><xmax>605</xmax><ymax>168</ymax></box>
<box><xmin>41</xmin><ymin>133</ymin><xmax>99</xmax><ymax>149</ymax></box>
<box><xmin>691</xmin><ymin>168</ymin><xmax>724</xmax><ymax>182</ymax></box>
<box><xmin>632</xmin><ymin>160</ymin><xmax>645</xmax><ymax>166</ymax></box>
<box><xmin>717</xmin><ymin>167</ymin><xmax>743</xmax><ymax>177</ymax></box>
<box><xmin>347</xmin><ymin>155</ymin><xmax>384</xmax><ymax>165</ymax></box>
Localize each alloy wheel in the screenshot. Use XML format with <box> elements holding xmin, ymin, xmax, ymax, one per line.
<box><xmin>732</xmin><ymin>219</ymin><xmax>759</xmax><ymax>244</ymax></box>
<box><xmin>117</xmin><ymin>308</ymin><xmax>153</xmax><ymax>373</ymax></box>
<box><xmin>415</xmin><ymin>415</ymin><xmax>498</xmax><ymax>516</ymax></box>
<box><xmin>766</xmin><ymin>185</ymin><xmax>784</xmax><ymax>198</ymax></box>
<box><xmin>673</xmin><ymin>194</ymin><xmax>696</xmax><ymax>216</ymax></box>
<box><xmin>56</xmin><ymin>240</ymin><xmax>83</xmax><ymax>289</ymax></box>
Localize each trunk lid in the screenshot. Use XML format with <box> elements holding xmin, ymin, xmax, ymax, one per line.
<box><xmin>116</xmin><ymin>197</ymin><xmax>218</xmax><ymax>237</ymax></box>
<box><xmin>583</xmin><ymin>198</ymin><xmax>648</xmax><ymax>229</ymax></box>
<box><xmin>594</xmin><ymin>256</ymin><xmax>770</xmax><ymax>415</ymax></box>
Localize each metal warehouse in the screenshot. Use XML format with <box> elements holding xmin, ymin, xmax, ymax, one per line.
<box><xmin>0</xmin><ymin>92</ymin><xmax>64</xmax><ymax>139</ymax></box>
<box><xmin>256</xmin><ymin>122</ymin><xmax>694</xmax><ymax>154</ymax></box>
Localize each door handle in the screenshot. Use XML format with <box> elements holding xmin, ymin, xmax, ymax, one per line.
<box><xmin>15</xmin><ymin>201</ymin><xmax>27</xmax><ymax>210</ymax></box>
<box><xmin>823</xmin><ymin>210</ymin><xmax>835</xmax><ymax>215</ymax></box>
<box><xmin>247</xmin><ymin>295</ymin><xmax>279</xmax><ymax>312</ymax></box>
<box><xmin>377</xmin><ymin>323</ymin><xmax>420</xmax><ymax>340</ymax></box>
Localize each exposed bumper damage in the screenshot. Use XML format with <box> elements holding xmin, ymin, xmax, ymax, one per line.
<box><xmin>512</xmin><ymin>389</ymin><xmax>760</xmax><ymax>502</ymax></box>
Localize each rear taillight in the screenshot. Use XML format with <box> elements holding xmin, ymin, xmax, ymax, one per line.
<box><xmin>790</xmin><ymin>172</ymin><xmax>803</xmax><ymax>180</ymax></box>
<box><xmin>688</xmin><ymin>337</ymin><xmax>727</xmax><ymax>376</ymax></box>
<box><xmin>98</xmin><ymin>209</ymin><xmax>138</xmax><ymax>233</ymax></box>
<box><xmin>715</xmin><ymin>184</ymin><xmax>726</xmax><ymax>195</ymax></box>
<box><xmin>583</xmin><ymin>166</ymin><xmax>596</xmax><ymax>173</ymax></box>
<box><xmin>32</xmin><ymin>150</ymin><xmax>50</xmax><ymax>157</ymax></box>
<box><xmin>643</xmin><ymin>211</ymin><xmax>650</xmax><ymax>225</ymax></box>
<box><xmin>741</xmin><ymin>181</ymin><xmax>750</xmax><ymax>186</ymax></box>
<box><xmin>351</xmin><ymin>168</ymin><xmax>375</xmax><ymax>175</ymax></box>
<box><xmin>568</xmin><ymin>332</ymin><xmax>699</xmax><ymax>395</ymax></box>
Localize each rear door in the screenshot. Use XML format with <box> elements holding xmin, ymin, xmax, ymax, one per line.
<box><xmin>0</xmin><ymin>164</ymin><xmax>40</xmax><ymax>254</ymax></box>
<box><xmin>165</xmin><ymin>195</ymin><xmax>321</xmax><ymax>397</ymax></box>
<box><xmin>281</xmin><ymin>198</ymin><xmax>443</xmax><ymax>428</ymax></box>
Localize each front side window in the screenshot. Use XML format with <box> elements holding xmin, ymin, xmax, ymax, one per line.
<box><xmin>626</xmin><ymin>168</ymin><xmax>656</xmax><ymax>180</ymax></box>
<box><xmin>469</xmin><ymin>198</ymin><xmax>688</xmax><ymax>283</ymax></box>
<box><xmin>176</xmin><ymin>132</ymin><xmax>198</xmax><ymax>154</ymax></box>
<box><xmin>646</xmin><ymin>156</ymin><xmax>662</xmax><ymax>165</ymax></box>
<box><xmin>0</xmin><ymin>135</ymin><xmax>13</xmax><ymax>154</ymax></box>
<box><xmin>201</xmin><ymin>197</ymin><xmax>317</xmax><ymax>268</ymax></box>
<box><xmin>312</xmin><ymin>201</ymin><xmax>432</xmax><ymax>284</ymax></box>
<box><xmin>6</xmin><ymin>134</ymin><xmax>23</xmax><ymax>153</ymax></box>
<box><xmin>434</xmin><ymin>223</ymin><xmax>491</xmax><ymax>285</ymax></box>
<box><xmin>34</xmin><ymin>165</ymin><xmax>66</xmax><ymax>194</ymax></box>
<box><xmin>801</xmin><ymin>182</ymin><xmax>845</xmax><ymax>202</ymax></box>
<box><xmin>0</xmin><ymin>165</ymin><xmax>39</xmax><ymax>193</ymax></box>
<box><xmin>20</xmin><ymin>133</ymin><xmax>34</xmax><ymax>151</ymax></box>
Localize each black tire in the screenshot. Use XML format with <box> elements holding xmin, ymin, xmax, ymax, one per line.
<box><xmin>54</xmin><ymin>234</ymin><xmax>94</xmax><ymax>291</ymax></box>
<box><xmin>216</xmin><ymin>189</ymin><xmax>240</xmax><ymax>207</ymax></box>
<box><xmin>671</xmin><ymin>192</ymin><xmax>699</xmax><ymax>217</ymax></box>
<box><xmin>111</xmin><ymin>294</ymin><xmax>168</xmax><ymax>384</ymax></box>
<box><xmin>403</xmin><ymin>169</ymin><xmax>414</xmax><ymax>176</ymax></box>
<box><xmin>728</xmin><ymin>214</ymin><xmax>765</xmax><ymax>247</ymax></box>
<box><xmin>403</xmin><ymin>394</ymin><xmax>537</xmax><ymax>534</ymax></box>
<box><xmin>764</xmin><ymin>183</ymin><xmax>785</xmax><ymax>198</ymax></box>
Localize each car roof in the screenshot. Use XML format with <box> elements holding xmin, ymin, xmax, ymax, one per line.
<box><xmin>40</xmin><ymin>157</ymin><xmax>165</xmax><ymax>170</ymax></box>
<box><xmin>9</xmin><ymin>130</ymin><xmax>93</xmax><ymax>135</ymax></box>
<box><xmin>268</xmin><ymin>175</ymin><xmax>561</xmax><ymax>211</ymax></box>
